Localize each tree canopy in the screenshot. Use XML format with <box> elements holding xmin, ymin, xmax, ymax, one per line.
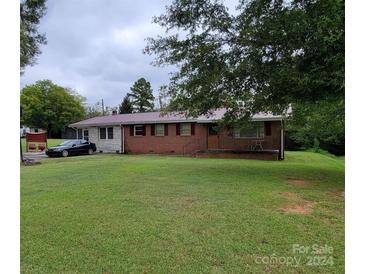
<box><xmin>21</xmin><ymin>80</ymin><xmax>86</xmax><ymax>137</ymax></box>
<box><xmin>20</xmin><ymin>0</ymin><xmax>47</xmax><ymax>73</ymax></box>
<box><xmin>145</xmin><ymin>0</ymin><xmax>344</xmax><ymax>122</ymax></box>
<box><xmin>286</xmin><ymin>98</ymin><xmax>345</xmax><ymax>147</ymax></box>
<box><xmin>119</xmin><ymin>95</ymin><xmax>133</xmax><ymax>114</ymax></box>
<box><xmin>85</xmin><ymin>101</ymin><xmax>104</xmax><ymax>119</ymax></box>
<box><xmin>157</xmin><ymin>85</ymin><xmax>170</xmax><ymax>110</ymax></box>
<box><xmin>127</xmin><ymin>78</ymin><xmax>155</xmax><ymax>112</ymax></box>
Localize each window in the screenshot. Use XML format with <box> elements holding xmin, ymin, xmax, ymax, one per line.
<box><xmin>71</xmin><ymin>140</ymin><xmax>81</xmax><ymax>146</ymax></box>
<box><xmin>107</xmin><ymin>127</ymin><xmax>113</xmax><ymax>139</ymax></box>
<box><xmin>99</xmin><ymin>127</ymin><xmax>113</xmax><ymax>139</ymax></box>
<box><xmin>134</xmin><ymin>125</ymin><xmax>144</xmax><ymax>136</ymax></box>
<box><xmin>100</xmin><ymin>128</ymin><xmax>106</xmax><ymax>139</ymax></box>
<box><xmin>208</xmin><ymin>124</ymin><xmax>218</xmax><ymax>135</ymax></box>
<box><xmin>77</xmin><ymin>128</ymin><xmax>82</xmax><ymax>139</ymax></box>
<box><xmin>60</xmin><ymin>140</ymin><xmax>75</xmax><ymax>146</ymax></box>
<box><xmin>83</xmin><ymin>129</ymin><xmax>89</xmax><ymax>141</ymax></box>
<box><xmin>180</xmin><ymin>123</ymin><xmax>191</xmax><ymax>136</ymax></box>
<box><xmin>233</xmin><ymin>122</ymin><xmax>264</xmax><ymax>139</ymax></box>
<box><xmin>155</xmin><ymin>124</ymin><xmax>165</xmax><ymax>136</ymax></box>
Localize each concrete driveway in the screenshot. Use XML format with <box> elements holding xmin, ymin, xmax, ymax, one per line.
<box><xmin>23</xmin><ymin>152</ymin><xmax>48</xmax><ymax>161</ymax></box>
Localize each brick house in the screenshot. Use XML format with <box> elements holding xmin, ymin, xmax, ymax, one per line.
<box><xmin>69</xmin><ymin>109</ymin><xmax>285</xmax><ymax>160</ymax></box>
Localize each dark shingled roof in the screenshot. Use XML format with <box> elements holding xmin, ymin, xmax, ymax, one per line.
<box><xmin>69</xmin><ymin>109</ymin><xmax>283</xmax><ymax>127</ymax></box>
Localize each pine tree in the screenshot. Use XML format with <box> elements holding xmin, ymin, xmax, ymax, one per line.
<box><xmin>127</xmin><ymin>78</ymin><xmax>155</xmax><ymax>112</ymax></box>
<box><xmin>118</xmin><ymin>95</ymin><xmax>133</xmax><ymax>114</ymax></box>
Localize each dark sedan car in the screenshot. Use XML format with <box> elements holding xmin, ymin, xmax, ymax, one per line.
<box><xmin>46</xmin><ymin>140</ymin><xmax>97</xmax><ymax>157</ymax></box>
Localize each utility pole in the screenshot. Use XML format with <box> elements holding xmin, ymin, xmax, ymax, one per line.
<box><xmin>101</xmin><ymin>99</ymin><xmax>105</xmax><ymax>115</ymax></box>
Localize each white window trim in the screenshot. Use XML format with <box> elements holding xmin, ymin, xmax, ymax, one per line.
<box><xmin>155</xmin><ymin>124</ymin><xmax>165</xmax><ymax>137</ymax></box>
<box><xmin>180</xmin><ymin>123</ymin><xmax>191</xmax><ymax>136</ymax></box>
<box><xmin>99</xmin><ymin>127</ymin><xmax>114</xmax><ymax>140</ymax></box>
<box><xmin>107</xmin><ymin>127</ymin><xmax>114</xmax><ymax>139</ymax></box>
<box><xmin>134</xmin><ymin>125</ymin><xmax>144</xmax><ymax>136</ymax></box>
<box><xmin>233</xmin><ymin>123</ymin><xmax>265</xmax><ymax>139</ymax></box>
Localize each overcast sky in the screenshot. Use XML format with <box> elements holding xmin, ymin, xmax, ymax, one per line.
<box><xmin>20</xmin><ymin>0</ymin><xmax>237</xmax><ymax>107</ymax></box>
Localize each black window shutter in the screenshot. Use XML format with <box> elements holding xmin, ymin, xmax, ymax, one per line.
<box><xmin>176</xmin><ymin>123</ymin><xmax>180</xmax><ymax>135</ymax></box>
<box><xmin>164</xmin><ymin>124</ymin><xmax>168</xmax><ymax>136</ymax></box>
<box><xmin>191</xmin><ymin>123</ymin><xmax>195</xmax><ymax>135</ymax></box>
<box><xmin>265</xmin><ymin>121</ymin><xmax>271</xmax><ymax>136</ymax></box>
<box><xmin>142</xmin><ymin>125</ymin><xmax>146</xmax><ymax>136</ymax></box>
<box><xmin>151</xmin><ymin>124</ymin><xmax>155</xmax><ymax>136</ymax></box>
<box><xmin>130</xmin><ymin>125</ymin><xmax>134</xmax><ymax>136</ymax></box>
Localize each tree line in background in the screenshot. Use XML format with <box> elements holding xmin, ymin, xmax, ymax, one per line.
<box><xmin>19</xmin><ymin>1</ymin><xmax>162</xmax><ymax>137</ymax></box>
<box><xmin>21</xmin><ymin>80</ymin><xmax>85</xmax><ymax>137</ymax></box>
<box><xmin>20</xmin><ymin>77</ymin><xmax>163</xmax><ymax>137</ymax></box>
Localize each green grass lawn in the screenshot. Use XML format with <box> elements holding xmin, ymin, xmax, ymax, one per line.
<box><xmin>21</xmin><ymin>152</ymin><xmax>344</xmax><ymax>273</ymax></box>
<box><xmin>21</xmin><ymin>138</ymin><xmax>64</xmax><ymax>152</ymax></box>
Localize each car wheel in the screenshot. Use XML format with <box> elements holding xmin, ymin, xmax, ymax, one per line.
<box><xmin>62</xmin><ymin>150</ymin><xmax>69</xmax><ymax>157</ymax></box>
<box><xmin>88</xmin><ymin>148</ymin><xmax>93</xmax><ymax>155</ymax></box>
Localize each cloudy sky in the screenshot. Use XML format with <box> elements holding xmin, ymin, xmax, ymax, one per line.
<box><xmin>20</xmin><ymin>0</ymin><xmax>237</xmax><ymax>107</ymax></box>
<box><xmin>20</xmin><ymin>0</ymin><xmax>175</xmax><ymax>107</ymax></box>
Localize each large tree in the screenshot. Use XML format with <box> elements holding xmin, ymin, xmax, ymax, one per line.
<box><xmin>286</xmin><ymin>98</ymin><xmax>345</xmax><ymax>147</ymax></box>
<box><xmin>20</xmin><ymin>0</ymin><xmax>47</xmax><ymax>73</ymax></box>
<box><xmin>127</xmin><ymin>78</ymin><xmax>155</xmax><ymax>112</ymax></box>
<box><xmin>21</xmin><ymin>80</ymin><xmax>86</xmax><ymax>137</ymax></box>
<box><xmin>145</xmin><ymin>0</ymin><xmax>344</xmax><ymax>122</ymax></box>
<box><xmin>118</xmin><ymin>95</ymin><xmax>133</xmax><ymax>114</ymax></box>
<box><xmin>85</xmin><ymin>101</ymin><xmax>103</xmax><ymax>119</ymax></box>
<box><xmin>157</xmin><ymin>85</ymin><xmax>170</xmax><ymax>110</ymax></box>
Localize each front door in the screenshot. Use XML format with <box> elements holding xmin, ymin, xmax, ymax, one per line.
<box><xmin>83</xmin><ymin>129</ymin><xmax>89</xmax><ymax>141</ymax></box>
<box><xmin>207</xmin><ymin>124</ymin><xmax>219</xmax><ymax>149</ymax></box>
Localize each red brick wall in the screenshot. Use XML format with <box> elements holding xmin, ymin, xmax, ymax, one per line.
<box><xmin>123</xmin><ymin>121</ymin><xmax>282</xmax><ymax>155</ymax></box>
<box><xmin>218</xmin><ymin>121</ymin><xmax>282</xmax><ymax>150</ymax></box>
<box><xmin>124</xmin><ymin>123</ymin><xmax>208</xmax><ymax>154</ymax></box>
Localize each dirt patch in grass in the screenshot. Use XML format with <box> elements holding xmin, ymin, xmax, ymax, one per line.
<box><xmin>275</xmin><ymin>192</ymin><xmax>315</xmax><ymax>215</ymax></box>
<box><xmin>281</xmin><ymin>203</ymin><xmax>315</xmax><ymax>215</ymax></box>
<box><xmin>277</xmin><ymin>192</ymin><xmax>300</xmax><ymax>199</ymax></box>
<box><xmin>287</xmin><ymin>178</ymin><xmax>312</xmax><ymax>187</ymax></box>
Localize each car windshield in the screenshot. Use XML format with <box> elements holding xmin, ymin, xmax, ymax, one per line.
<box><xmin>58</xmin><ymin>140</ymin><xmax>78</xmax><ymax>146</ymax></box>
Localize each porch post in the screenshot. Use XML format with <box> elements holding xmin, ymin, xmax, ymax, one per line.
<box><xmin>280</xmin><ymin>120</ymin><xmax>285</xmax><ymax>160</ymax></box>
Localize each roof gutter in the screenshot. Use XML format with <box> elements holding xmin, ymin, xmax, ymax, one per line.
<box><xmin>69</xmin><ymin>117</ymin><xmax>284</xmax><ymax>128</ymax></box>
<box><xmin>69</xmin><ymin>122</ymin><xmax>123</xmax><ymax>128</ymax></box>
<box><xmin>197</xmin><ymin>117</ymin><xmax>283</xmax><ymax>123</ymax></box>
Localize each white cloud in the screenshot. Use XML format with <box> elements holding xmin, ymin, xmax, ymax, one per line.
<box><xmin>20</xmin><ymin>0</ymin><xmax>172</xmax><ymax>107</ymax></box>
<box><xmin>112</xmin><ymin>28</ymin><xmax>139</xmax><ymax>46</ymax></box>
<box><xmin>20</xmin><ymin>0</ymin><xmax>237</xmax><ymax>107</ymax></box>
